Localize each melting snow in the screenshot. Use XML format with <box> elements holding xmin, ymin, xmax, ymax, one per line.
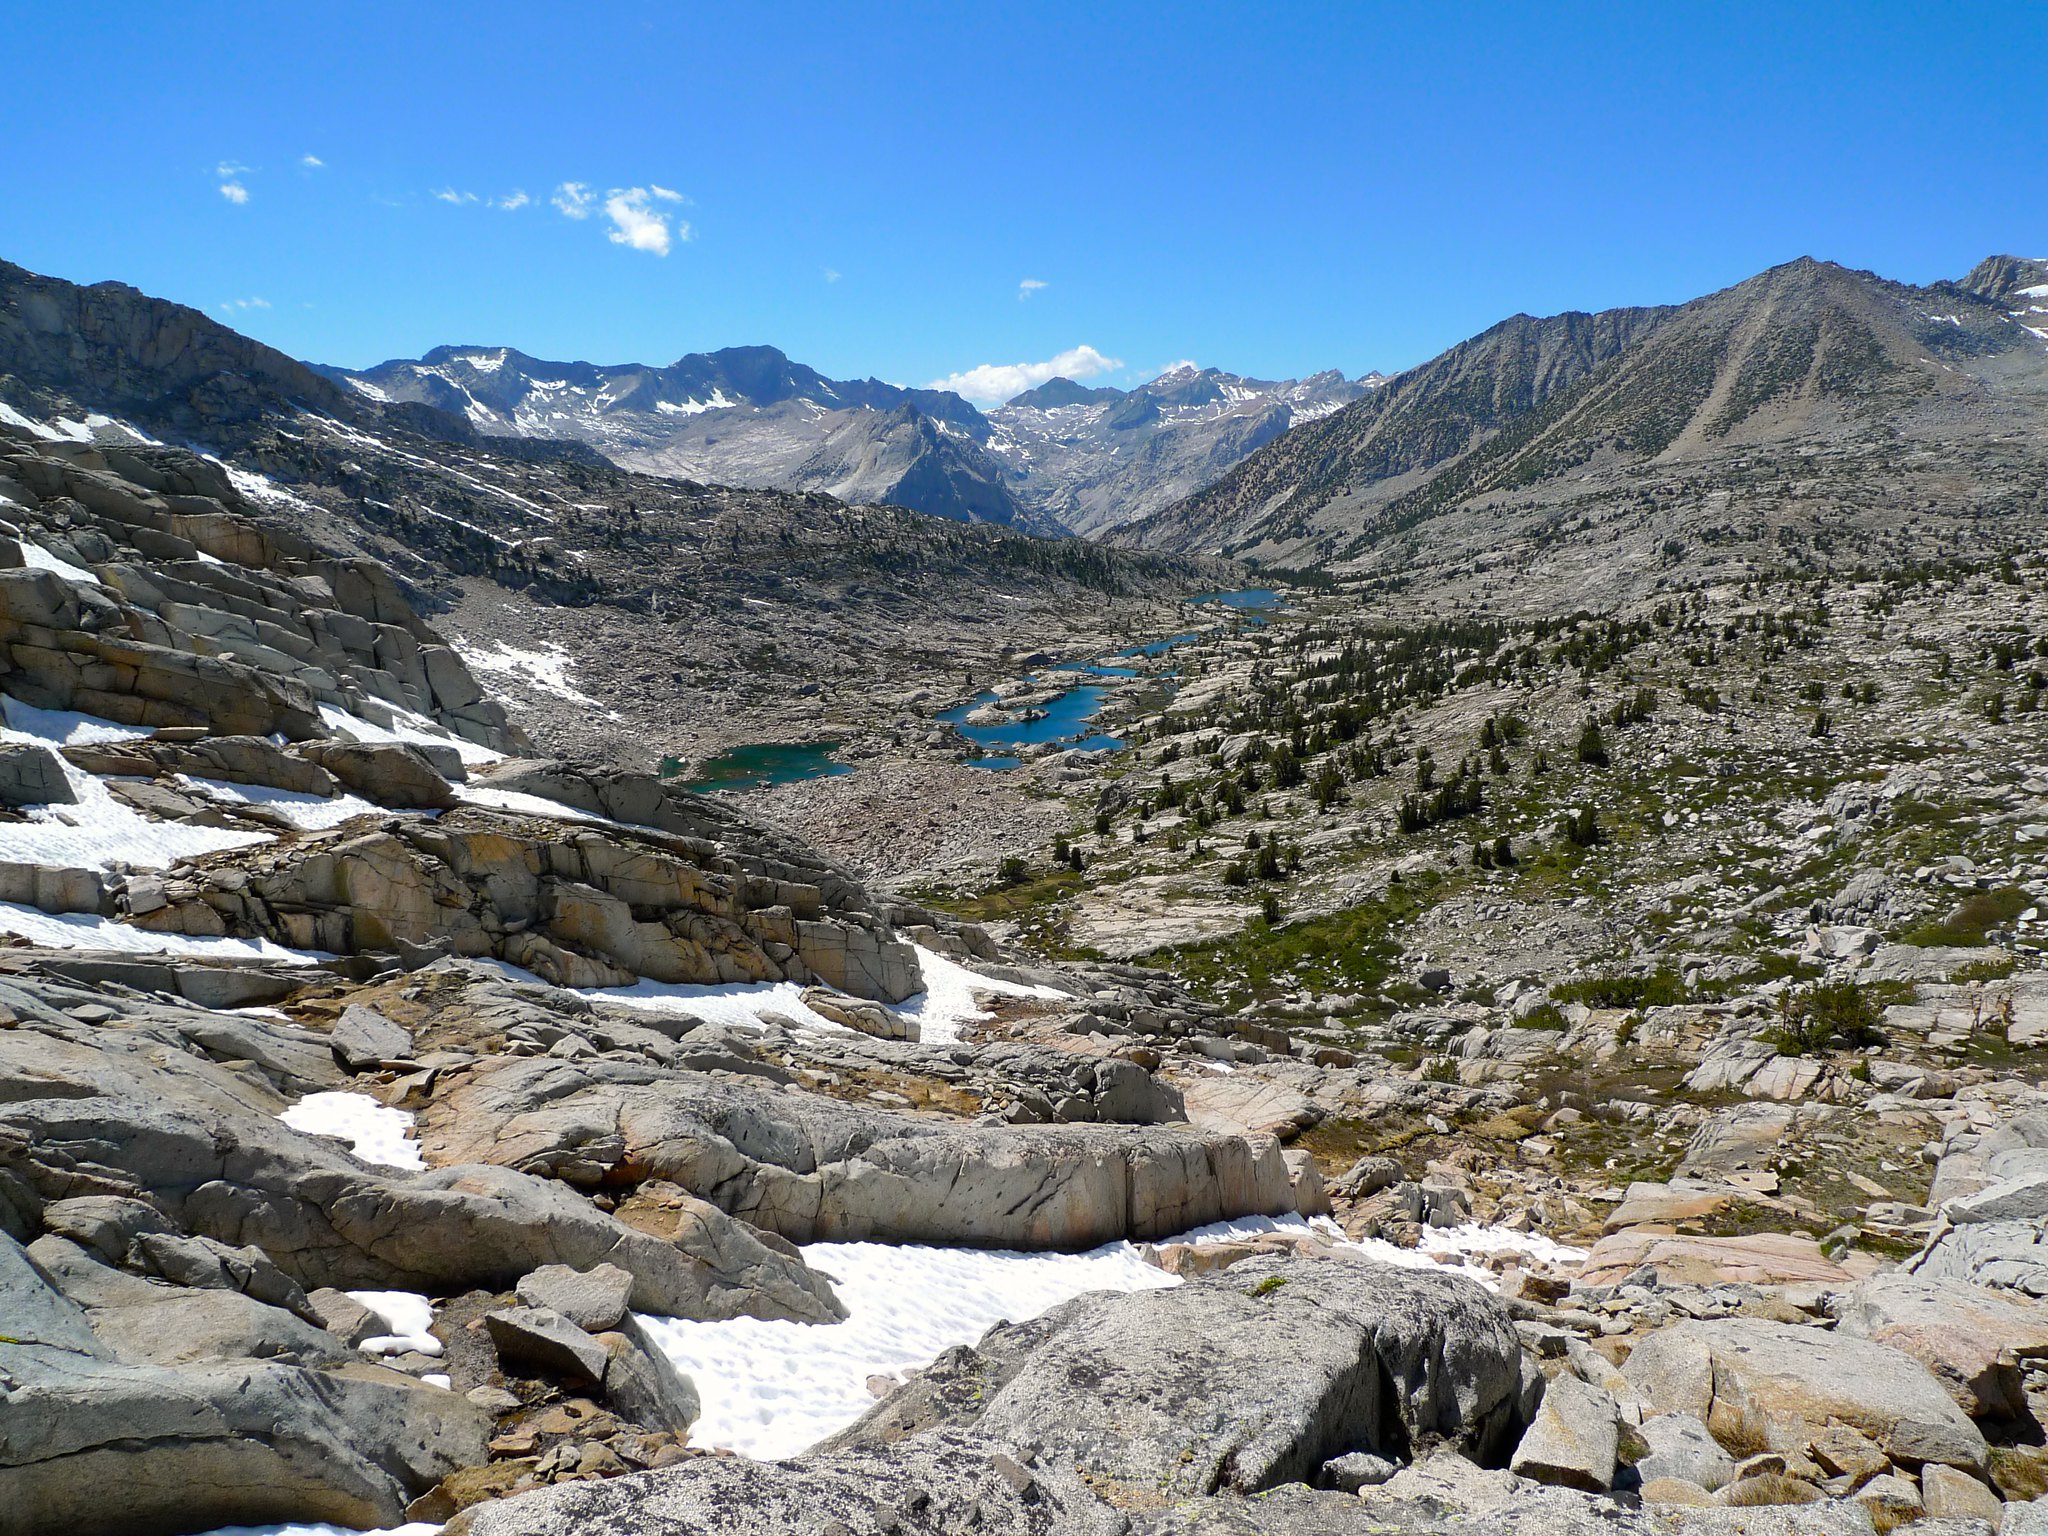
<box><xmin>643</xmin><ymin>1213</ymin><xmax>1583</xmax><ymax>1460</ymax></box>
<box><xmin>896</xmin><ymin>945</ymin><xmax>1069</xmax><ymax>1044</ymax></box>
<box><xmin>0</xmin><ymin>726</ymin><xmax>273</xmax><ymax>870</ymax></box>
<box><xmin>0</xmin><ymin>902</ymin><xmax>328</xmax><ymax>960</ymax></box>
<box><xmin>178</xmin><ymin>776</ymin><xmax>386</xmax><ymax>832</ymax></box>
<box><xmin>348</xmin><ymin>1290</ymin><xmax>442</xmax><ymax>1356</ymax></box>
<box><xmin>0</xmin><ymin>400</ymin><xmax>61</xmax><ymax>439</ymax></box>
<box><xmin>556</xmin><ymin>944</ymin><xmax>1064</xmax><ymax>1043</ymax></box>
<box><xmin>280</xmin><ymin>1091</ymin><xmax>425</xmax><ymax>1170</ymax></box>
<box><xmin>18</xmin><ymin>540</ymin><xmax>99</xmax><ymax>584</ymax></box>
<box><xmin>454</xmin><ymin>637</ymin><xmax>606</xmax><ymax>710</ymax></box>
<box><xmin>640</xmin><ymin>1226</ymin><xmax>1187</xmax><ymax>1457</ymax></box>
<box><xmin>1</xmin><ymin>697</ymin><xmax>151</xmax><ymax>747</ymax></box>
<box><xmin>571</xmin><ymin>972</ymin><xmax>853</xmax><ymax>1032</ymax></box>
<box><xmin>317</xmin><ymin>702</ymin><xmax>504</xmax><ymax>766</ymax></box>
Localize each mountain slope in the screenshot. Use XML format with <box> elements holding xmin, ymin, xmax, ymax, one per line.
<box><xmin>0</xmin><ymin>258</ymin><xmax>1238</xmax><ymax>764</ymax></box>
<box><xmin>1117</xmin><ymin>256</ymin><xmax>2048</xmax><ymax>606</ymax></box>
<box><xmin>332</xmin><ymin>344</ymin><xmax>1053</xmax><ymax>533</ymax></box>
<box><xmin>986</xmin><ymin>364</ymin><xmax>1378</xmax><ymax>536</ymax></box>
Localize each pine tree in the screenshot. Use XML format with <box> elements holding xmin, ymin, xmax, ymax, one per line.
<box><xmin>1577</xmin><ymin>718</ymin><xmax>1609</xmax><ymax>767</ymax></box>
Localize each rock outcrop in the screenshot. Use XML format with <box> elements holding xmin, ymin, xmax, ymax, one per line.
<box><xmin>828</xmin><ymin>1255</ymin><xmax>1529</xmax><ymax>1493</ymax></box>
<box><xmin>0</xmin><ymin>425</ymin><xmax>523</xmax><ymax>749</ymax></box>
<box><xmin>0</xmin><ymin>972</ymin><xmax>842</xmax><ymax>1323</ymax></box>
<box><xmin>1</xmin><ymin>1229</ymin><xmax>490</xmax><ymax>1536</ymax></box>
<box><xmin>421</xmin><ymin>1051</ymin><xmax>1298</xmax><ymax>1248</ymax></box>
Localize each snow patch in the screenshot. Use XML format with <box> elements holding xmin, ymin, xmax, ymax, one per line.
<box><xmin>639</xmin><ymin>1227</ymin><xmax>1185</xmax><ymax>1457</ymax></box>
<box><xmin>17</xmin><ymin>541</ymin><xmax>99</xmax><ymax>584</ymax></box>
<box><xmin>895</xmin><ymin>945</ymin><xmax>1068</xmax><ymax>1044</ymax></box>
<box><xmin>0</xmin><ymin>902</ymin><xmax>328</xmax><ymax>960</ymax></box>
<box><xmin>317</xmin><ymin>702</ymin><xmax>504</xmax><ymax>766</ymax></box>
<box><xmin>179</xmin><ymin>776</ymin><xmax>385</xmax><ymax>832</ymax></box>
<box><xmin>455</xmin><ymin>784</ymin><xmax>608</xmax><ymax>823</ymax></box>
<box><xmin>1</xmin><ymin>697</ymin><xmax>151</xmax><ymax>747</ymax></box>
<box><xmin>454</xmin><ymin>638</ymin><xmax>605</xmax><ymax>710</ymax></box>
<box><xmin>0</xmin><ymin>722</ymin><xmax>274</xmax><ymax>870</ymax></box>
<box><xmin>573</xmin><ymin>973</ymin><xmax>855</xmax><ymax>1034</ymax></box>
<box><xmin>347</xmin><ymin>1290</ymin><xmax>442</xmax><ymax>1356</ymax></box>
<box><xmin>0</xmin><ymin>399</ymin><xmax>61</xmax><ymax>439</ymax></box>
<box><xmin>655</xmin><ymin>388</ymin><xmax>737</xmax><ymax>415</ymax></box>
<box><xmin>642</xmin><ymin>1213</ymin><xmax>1565</xmax><ymax>1461</ymax></box>
<box><xmin>280</xmin><ymin>1091</ymin><xmax>425</xmax><ymax>1170</ymax></box>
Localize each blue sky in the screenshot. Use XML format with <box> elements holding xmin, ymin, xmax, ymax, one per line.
<box><xmin>6</xmin><ymin>3</ymin><xmax>2043</xmax><ymax>404</ymax></box>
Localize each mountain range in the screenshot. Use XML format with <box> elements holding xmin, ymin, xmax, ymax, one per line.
<box><xmin>331</xmin><ymin>346</ymin><xmax>1375</xmax><ymax>537</ymax></box>
<box><xmin>0</xmin><ymin>257</ymin><xmax>1234</xmax><ymax>762</ymax></box>
<box><xmin>1113</xmin><ymin>254</ymin><xmax>2048</xmax><ymax>607</ymax></box>
<box><xmin>5</xmin><ymin>249</ymin><xmax>2046</xmax><ymax>621</ymax></box>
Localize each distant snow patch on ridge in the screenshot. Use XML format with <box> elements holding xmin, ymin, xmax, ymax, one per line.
<box><xmin>655</xmin><ymin>388</ymin><xmax>737</xmax><ymax>415</ymax></box>
<box><xmin>0</xmin><ymin>400</ymin><xmax>61</xmax><ymax>440</ymax></box>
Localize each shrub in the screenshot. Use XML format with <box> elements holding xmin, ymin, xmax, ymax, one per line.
<box><xmin>1722</xmin><ymin>1473</ymin><xmax>1822</xmax><ymax>1508</ymax></box>
<box><xmin>1768</xmin><ymin>980</ymin><xmax>1886</xmax><ymax>1055</ymax></box>
<box><xmin>1551</xmin><ymin>969</ymin><xmax>1687</xmax><ymax>1010</ymax></box>
<box><xmin>996</xmin><ymin>855</ymin><xmax>1029</xmax><ymax>885</ymax></box>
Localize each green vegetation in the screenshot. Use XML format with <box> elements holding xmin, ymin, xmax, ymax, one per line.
<box><xmin>1902</xmin><ymin>886</ymin><xmax>2029</xmax><ymax>948</ymax></box>
<box><xmin>1763</xmin><ymin>980</ymin><xmax>1889</xmax><ymax>1056</ymax></box>
<box><xmin>1550</xmin><ymin>969</ymin><xmax>1689</xmax><ymax>1010</ymax></box>
<box><xmin>1153</xmin><ymin>880</ymin><xmax>1428</xmax><ymax>1007</ymax></box>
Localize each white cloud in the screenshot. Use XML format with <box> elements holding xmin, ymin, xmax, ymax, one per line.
<box><xmin>547</xmin><ymin>180</ymin><xmax>690</xmax><ymax>255</ymax></box>
<box><xmin>603</xmin><ymin>186</ymin><xmax>690</xmax><ymax>256</ymax></box>
<box><xmin>552</xmin><ymin>181</ymin><xmax>596</xmax><ymax>218</ymax></box>
<box><xmin>823</xmin><ymin>268</ymin><xmax>841</xmax><ymax>283</ymax></box>
<box><xmin>433</xmin><ymin>187</ymin><xmax>478</xmax><ymax>205</ymax></box>
<box><xmin>218</xmin><ymin>181</ymin><xmax>249</xmax><ymax>205</ymax></box>
<box><xmin>217</xmin><ymin>297</ymin><xmax>270</xmax><ymax>312</ymax></box>
<box><xmin>300</xmin><ymin>154</ymin><xmax>324</xmax><ymax>169</ymax></box>
<box><xmin>1017</xmin><ymin>278</ymin><xmax>1048</xmax><ymax>301</ymax></box>
<box><xmin>496</xmin><ymin>190</ymin><xmax>531</xmax><ymax>211</ymax></box>
<box><xmin>928</xmin><ymin>344</ymin><xmax>1124</xmax><ymax>405</ymax></box>
<box><xmin>215</xmin><ymin>160</ymin><xmax>249</xmax><ymax>177</ymax></box>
